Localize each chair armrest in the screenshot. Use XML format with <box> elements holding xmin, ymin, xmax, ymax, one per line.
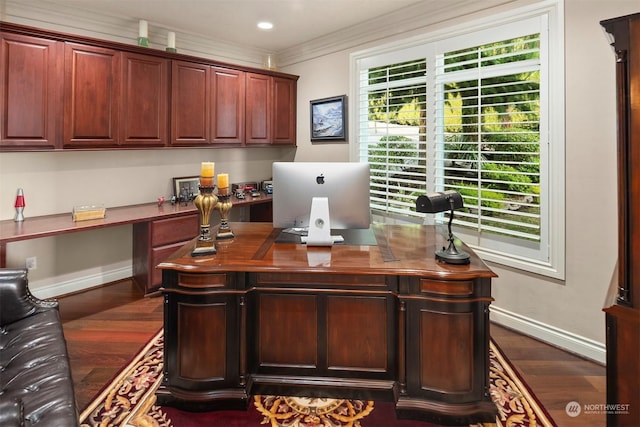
<box><xmin>0</xmin><ymin>269</ymin><xmax>57</xmax><ymax>326</ymax></box>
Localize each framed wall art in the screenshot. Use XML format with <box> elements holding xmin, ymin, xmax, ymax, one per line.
<box><xmin>173</xmin><ymin>176</ymin><xmax>200</xmax><ymax>202</ymax></box>
<box><xmin>310</xmin><ymin>95</ymin><xmax>347</xmax><ymax>142</ymax></box>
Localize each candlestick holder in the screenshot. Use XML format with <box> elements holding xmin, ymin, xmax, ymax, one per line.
<box><xmin>216</xmin><ymin>188</ymin><xmax>234</xmax><ymax>239</ymax></box>
<box><xmin>191</xmin><ymin>184</ymin><xmax>218</xmax><ymax>256</ymax></box>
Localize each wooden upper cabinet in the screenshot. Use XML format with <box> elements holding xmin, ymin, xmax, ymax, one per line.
<box><xmin>211</xmin><ymin>67</ymin><xmax>245</xmax><ymax>144</ymax></box>
<box><xmin>120</xmin><ymin>52</ymin><xmax>169</xmax><ymax>146</ymax></box>
<box><xmin>272</xmin><ymin>77</ymin><xmax>296</xmax><ymax>145</ymax></box>
<box><xmin>0</xmin><ymin>32</ymin><xmax>63</xmax><ymax>149</ymax></box>
<box><xmin>245</xmin><ymin>73</ymin><xmax>297</xmax><ymax>146</ymax></box>
<box><xmin>63</xmin><ymin>43</ymin><xmax>120</xmax><ymax>147</ymax></box>
<box><xmin>1</xmin><ymin>24</ymin><xmax>298</xmax><ymax>151</ymax></box>
<box><xmin>171</xmin><ymin>60</ymin><xmax>210</xmax><ymax>145</ymax></box>
<box><xmin>245</xmin><ymin>72</ymin><xmax>272</xmax><ymax>144</ymax></box>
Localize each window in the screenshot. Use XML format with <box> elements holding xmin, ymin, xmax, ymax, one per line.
<box><xmin>352</xmin><ymin>2</ymin><xmax>564</xmax><ymax>278</ymax></box>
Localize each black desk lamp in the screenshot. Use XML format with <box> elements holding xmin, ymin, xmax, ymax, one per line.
<box><xmin>416</xmin><ymin>190</ymin><xmax>470</xmax><ymax>265</ymax></box>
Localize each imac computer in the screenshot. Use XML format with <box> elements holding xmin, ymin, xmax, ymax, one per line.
<box><xmin>272</xmin><ymin>162</ymin><xmax>371</xmax><ymax>246</ymax></box>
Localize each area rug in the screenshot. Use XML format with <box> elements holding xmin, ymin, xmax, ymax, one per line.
<box><xmin>79</xmin><ymin>329</ymin><xmax>556</xmax><ymax>427</ymax></box>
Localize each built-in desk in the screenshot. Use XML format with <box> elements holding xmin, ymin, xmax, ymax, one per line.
<box><xmin>0</xmin><ymin>195</ymin><xmax>272</xmax><ymax>293</ymax></box>
<box><xmin>157</xmin><ymin>222</ymin><xmax>498</xmax><ymax>425</ymax></box>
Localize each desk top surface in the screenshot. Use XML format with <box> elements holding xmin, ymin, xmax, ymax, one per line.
<box><xmin>159</xmin><ymin>222</ymin><xmax>496</xmax><ymax>281</ymax></box>
<box><xmin>0</xmin><ymin>195</ymin><xmax>271</xmax><ymax>243</ymax></box>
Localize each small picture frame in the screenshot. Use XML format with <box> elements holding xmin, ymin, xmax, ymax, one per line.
<box><xmin>173</xmin><ymin>176</ymin><xmax>200</xmax><ymax>202</ymax></box>
<box><xmin>310</xmin><ymin>95</ymin><xmax>347</xmax><ymax>142</ymax></box>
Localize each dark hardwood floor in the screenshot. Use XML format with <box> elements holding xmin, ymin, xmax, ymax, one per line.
<box><xmin>59</xmin><ymin>279</ymin><xmax>164</xmax><ymax>410</ymax></box>
<box><xmin>59</xmin><ymin>279</ymin><xmax>606</xmax><ymax>426</ymax></box>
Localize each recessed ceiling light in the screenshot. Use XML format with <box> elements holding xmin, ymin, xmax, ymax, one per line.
<box><xmin>257</xmin><ymin>21</ymin><xmax>273</xmax><ymax>30</ymax></box>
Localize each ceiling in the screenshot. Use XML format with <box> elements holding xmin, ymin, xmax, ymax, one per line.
<box><xmin>42</xmin><ymin>0</ymin><xmax>423</xmax><ymax>53</ymax></box>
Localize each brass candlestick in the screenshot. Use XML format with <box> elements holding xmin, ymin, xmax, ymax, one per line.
<box><xmin>191</xmin><ymin>183</ymin><xmax>218</xmax><ymax>256</ymax></box>
<box><xmin>216</xmin><ymin>187</ymin><xmax>234</xmax><ymax>239</ymax></box>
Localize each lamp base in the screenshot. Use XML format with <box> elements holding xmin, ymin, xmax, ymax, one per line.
<box><xmin>14</xmin><ymin>207</ymin><xmax>24</xmax><ymax>222</ymax></box>
<box><xmin>435</xmin><ymin>241</ymin><xmax>471</xmax><ymax>265</ymax></box>
<box><xmin>191</xmin><ymin>239</ymin><xmax>217</xmax><ymax>256</ymax></box>
<box><xmin>216</xmin><ymin>228</ymin><xmax>235</xmax><ymax>240</ymax></box>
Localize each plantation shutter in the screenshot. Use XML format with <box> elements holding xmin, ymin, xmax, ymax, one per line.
<box><xmin>357</xmin><ymin>58</ymin><xmax>428</xmax><ymax>218</ymax></box>
<box><xmin>433</xmin><ymin>33</ymin><xmax>542</xmax><ymax>242</ymax></box>
<box><xmin>353</xmin><ymin>10</ymin><xmax>562</xmax><ymax>276</ymax></box>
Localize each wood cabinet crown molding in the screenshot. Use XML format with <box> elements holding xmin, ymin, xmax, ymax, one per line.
<box><xmin>1</xmin><ymin>22</ymin><xmax>298</xmax><ymax>151</ymax></box>
<box><xmin>0</xmin><ymin>22</ymin><xmax>298</xmax><ymax>79</ymax></box>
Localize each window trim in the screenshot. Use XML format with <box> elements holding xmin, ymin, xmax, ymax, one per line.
<box><xmin>350</xmin><ymin>0</ymin><xmax>565</xmax><ymax>279</ymax></box>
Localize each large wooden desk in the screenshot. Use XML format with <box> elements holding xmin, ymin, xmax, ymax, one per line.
<box><xmin>157</xmin><ymin>222</ymin><xmax>497</xmax><ymax>425</ymax></box>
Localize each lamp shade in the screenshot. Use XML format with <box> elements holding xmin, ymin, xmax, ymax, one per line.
<box><xmin>416</xmin><ymin>190</ymin><xmax>463</xmax><ymax>213</ymax></box>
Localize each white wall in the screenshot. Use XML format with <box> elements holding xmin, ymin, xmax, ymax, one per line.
<box><xmin>486</xmin><ymin>0</ymin><xmax>638</xmax><ymax>363</ymax></box>
<box><xmin>1</xmin><ymin>148</ymin><xmax>294</xmax><ymax>294</ymax></box>
<box><xmin>2</xmin><ymin>0</ymin><xmax>638</xmax><ymax>361</ymax></box>
<box><xmin>289</xmin><ymin>51</ymin><xmax>351</xmax><ymax>162</ymax></box>
<box><xmin>283</xmin><ymin>0</ymin><xmax>639</xmax><ymax>363</ymax></box>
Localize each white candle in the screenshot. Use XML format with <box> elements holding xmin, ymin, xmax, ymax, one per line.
<box><xmin>167</xmin><ymin>31</ymin><xmax>176</xmax><ymax>49</ymax></box>
<box><xmin>217</xmin><ymin>173</ymin><xmax>229</xmax><ymax>188</ymax></box>
<box><xmin>201</xmin><ymin>162</ymin><xmax>215</xmax><ymax>177</ymax></box>
<box><xmin>139</xmin><ymin>20</ymin><xmax>148</xmax><ymax>38</ymax></box>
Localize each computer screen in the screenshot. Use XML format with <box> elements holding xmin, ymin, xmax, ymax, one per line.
<box><xmin>272</xmin><ymin>162</ymin><xmax>371</xmax><ymax>243</ymax></box>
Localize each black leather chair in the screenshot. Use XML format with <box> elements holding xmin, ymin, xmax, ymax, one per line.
<box><xmin>0</xmin><ymin>269</ymin><xmax>79</xmax><ymax>427</ymax></box>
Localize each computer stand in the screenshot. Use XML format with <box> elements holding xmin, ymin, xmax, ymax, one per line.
<box><xmin>301</xmin><ymin>197</ymin><xmax>344</xmax><ymax>246</ymax></box>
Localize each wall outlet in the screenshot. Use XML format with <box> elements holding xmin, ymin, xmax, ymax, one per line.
<box><xmin>26</xmin><ymin>256</ymin><xmax>37</xmax><ymax>271</ymax></box>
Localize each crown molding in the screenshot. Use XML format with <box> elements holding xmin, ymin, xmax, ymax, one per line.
<box><xmin>2</xmin><ymin>0</ymin><xmax>267</xmax><ymax>67</ymax></box>
<box><xmin>276</xmin><ymin>0</ymin><xmax>522</xmax><ymax>67</ymax></box>
<box><xmin>3</xmin><ymin>0</ymin><xmax>526</xmax><ymax>69</ymax></box>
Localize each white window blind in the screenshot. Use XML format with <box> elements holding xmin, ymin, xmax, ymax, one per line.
<box><xmin>357</xmin><ymin>59</ymin><xmax>427</xmax><ymax>217</ymax></box>
<box><xmin>434</xmin><ymin>34</ymin><xmax>542</xmax><ymax>243</ymax></box>
<box><xmin>353</xmin><ymin>4</ymin><xmax>564</xmax><ymax>278</ymax></box>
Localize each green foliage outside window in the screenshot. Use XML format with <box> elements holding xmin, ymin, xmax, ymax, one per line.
<box><xmin>365</xmin><ymin>34</ymin><xmax>542</xmax><ymax>239</ymax></box>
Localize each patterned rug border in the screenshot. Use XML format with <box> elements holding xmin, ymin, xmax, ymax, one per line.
<box><xmin>488</xmin><ymin>340</ymin><xmax>556</xmax><ymax>427</ymax></box>
<box><xmin>79</xmin><ymin>329</ymin><xmax>557</xmax><ymax>427</ymax></box>
<box><xmin>79</xmin><ymin>328</ymin><xmax>165</xmax><ymax>426</ymax></box>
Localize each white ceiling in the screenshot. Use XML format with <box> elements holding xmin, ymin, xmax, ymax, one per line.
<box><xmin>42</xmin><ymin>0</ymin><xmax>424</xmax><ymax>52</ymax></box>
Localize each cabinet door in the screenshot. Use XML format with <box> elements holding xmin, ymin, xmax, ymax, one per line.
<box><xmin>0</xmin><ymin>33</ymin><xmax>63</xmax><ymax>149</ymax></box>
<box><xmin>245</xmin><ymin>73</ymin><xmax>271</xmax><ymax>144</ymax></box>
<box><xmin>211</xmin><ymin>67</ymin><xmax>245</xmax><ymax>144</ymax></box>
<box><xmin>120</xmin><ymin>52</ymin><xmax>169</xmax><ymax>146</ymax></box>
<box><xmin>403</xmin><ymin>278</ymin><xmax>492</xmax><ymax>404</ymax></box>
<box><xmin>171</xmin><ymin>60</ymin><xmax>210</xmax><ymax>145</ymax></box>
<box><xmin>272</xmin><ymin>77</ymin><xmax>296</xmax><ymax>145</ymax></box>
<box><xmin>162</xmin><ymin>272</ymin><xmax>241</xmax><ymax>392</ymax></box>
<box><xmin>63</xmin><ymin>43</ymin><xmax>120</xmax><ymax>147</ymax></box>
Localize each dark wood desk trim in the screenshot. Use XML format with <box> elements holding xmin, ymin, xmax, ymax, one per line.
<box><xmin>157</xmin><ymin>223</ymin><xmax>497</xmax><ymax>425</ymax></box>
<box><xmin>0</xmin><ymin>195</ymin><xmax>272</xmax><ymax>267</ymax></box>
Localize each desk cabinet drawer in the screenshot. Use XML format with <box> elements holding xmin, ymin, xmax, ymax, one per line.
<box><xmin>151</xmin><ymin>215</ymin><xmax>198</xmax><ymax>246</ymax></box>
<box><xmin>133</xmin><ymin>213</ymin><xmax>198</xmax><ymax>294</ymax></box>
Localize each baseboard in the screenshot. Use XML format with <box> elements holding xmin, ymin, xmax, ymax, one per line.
<box><xmin>30</xmin><ymin>265</ymin><xmax>133</xmax><ymax>300</ymax></box>
<box><xmin>490</xmin><ymin>305</ymin><xmax>606</xmax><ymax>364</ymax></box>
